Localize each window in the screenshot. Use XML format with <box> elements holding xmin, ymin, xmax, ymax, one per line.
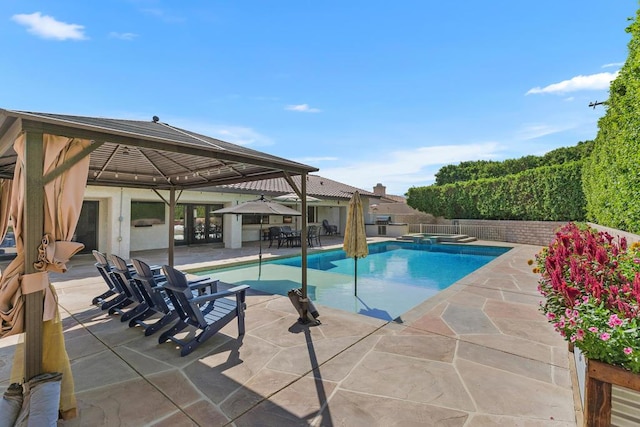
<box><xmin>131</xmin><ymin>201</ymin><xmax>165</xmax><ymax>226</ymax></box>
<box><xmin>307</xmin><ymin>206</ymin><xmax>317</xmax><ymax>223</ymax></box>
<box><xmin>242</xmin><ymin>214</ymin><xmax>269</xmax><ymax>225</ymax></box>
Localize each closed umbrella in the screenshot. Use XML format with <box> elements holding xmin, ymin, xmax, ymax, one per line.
<box><xmin>343</xmin><ymin>191</ymin><xmax>368</xmax><ymax>296</ymax></box>
<box><xmin>212</xmin><ymin>196</ymin><xmax>301</xmax><ymax>277</ymax></box>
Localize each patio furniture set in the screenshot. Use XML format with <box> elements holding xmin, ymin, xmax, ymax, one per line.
<box><xmin>267</xmin><ymin>220</ymin><xmax>337</xmax><ymax>249</ymax></box>
<box><xmin>91</xmin><ymin>250</ymin><xmax>249</xmax><ymax>356</ymax></box>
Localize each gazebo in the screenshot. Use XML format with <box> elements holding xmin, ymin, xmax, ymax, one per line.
<box><xmin>0</xmin><ymin>109</ymin><xmax>318</xmax><ymax>416</ymax></box>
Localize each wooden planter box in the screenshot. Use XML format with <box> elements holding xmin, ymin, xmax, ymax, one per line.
<box><xmin>584</xmin><ymin>358</ymin><xmax>640</xmax><ymax>426</ymax></box>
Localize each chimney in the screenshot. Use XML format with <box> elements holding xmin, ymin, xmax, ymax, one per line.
<box><xmin>373</xmin><ymin>183</ymin><xmax>386</xmax><ymax>197</ymax></box>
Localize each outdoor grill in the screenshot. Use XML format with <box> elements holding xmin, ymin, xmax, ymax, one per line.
<box><xmin>375</xmin><ymin>216</ymin><xmax>392</xmax><ymax>225</ymax></box>
<box><xmin>375</xmin><ymin>216</ymin><xmax>391</xmax><ymax>236</ymax></box>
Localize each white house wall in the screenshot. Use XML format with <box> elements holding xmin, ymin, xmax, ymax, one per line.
<box><xmin>82</xmin><ymin>186</ymin><xmax>353</xmax><ymax>258</ymax></box>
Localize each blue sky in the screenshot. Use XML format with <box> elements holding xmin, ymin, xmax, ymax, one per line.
<box><xmin>1</xmin><ymin>1</ymin><xmax>635</xmax><ymax>196</ymax></box>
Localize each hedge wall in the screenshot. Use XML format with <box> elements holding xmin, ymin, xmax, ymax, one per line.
<box><xmin>407</xmin><ymin>161</ymin><xmax>585</xmax><ymax>221</ymax></box>
<box><xmin>582</xmin><ymin>9</ymin><xmax>640</xmax><ymax>234</ymax></box>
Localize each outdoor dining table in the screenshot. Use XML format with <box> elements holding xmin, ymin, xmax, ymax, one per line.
<box><xmin>283</xmin><ymin>230</ymin><xmax>302</xmax><ymax>247</ymax></box>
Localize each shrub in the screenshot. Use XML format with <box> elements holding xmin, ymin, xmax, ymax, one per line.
<box><xmin>537</xmin><ymin>222</ymin><xmax>640</xmax><ymax>373</ymax></box>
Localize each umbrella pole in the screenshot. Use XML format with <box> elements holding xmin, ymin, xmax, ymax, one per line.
<box><xmin>354</xmin><ymin>257</ymin><xmax>358</xmax><ymax>296</ymax></box>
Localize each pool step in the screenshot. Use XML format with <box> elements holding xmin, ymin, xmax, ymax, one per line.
<box><xmin>397</xmin><ymin>234</ymin><xmax>477</xmax><ymax>244</ymax></box>
<box><xmin>440</xmin><ymin>235</ymin><xmax>477</xmax><ymax>243</ymax></box>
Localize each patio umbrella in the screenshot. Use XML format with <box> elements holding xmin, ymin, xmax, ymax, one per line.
<box><xmin>343</xmin><ymin>191</ymin><xmax>368</xmax><ymax>296</ymax></box>
<box><xmin>273</xmin><ymin>193</ymin><xmax>321</xmax><ymax>204</ymax></box>
<box><xmin>212</xmin><ymin>195</ymin><xmax>301</xmax><ymax>277</ymax></box>
<box><xmin>273</xmin><ymin>193</ymin><xmax>321</xmax><ymax>230</ymax></box>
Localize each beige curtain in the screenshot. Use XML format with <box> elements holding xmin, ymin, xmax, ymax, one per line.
<box><xmin>0</xmin><ymin>179</ymin><xmax>12</xmax><ymax>245</ymax></box>
<box><xmin>5</xmin><ymin>133</ymin><xmax>90</xmax><ymax>420</ymax></box>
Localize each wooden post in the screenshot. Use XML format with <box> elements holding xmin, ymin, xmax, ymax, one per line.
<box><xmin>23</xmin><ymin>130</ymin><xmax>45</xmax><ymax>381</ymax></box>
<box><xmin>168</xmin><ymin>188</ymin><xmax>175</xmax><ymax>267</ymax></box>
<box><xmin>584</xmin><ymin>373</ymin><xmax>611</xmax><ymax>427</ymax></box>
<box><xmin>584</xmin><ymin>358</ymin><xmax>640</xmax><ymax>426</ymax></box>
<box><xmin>300</xmin><ymin>173</ymin><xmax>308</xmax><ymax>319</ymax></box>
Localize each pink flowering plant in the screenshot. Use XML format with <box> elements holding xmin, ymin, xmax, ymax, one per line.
<box><xmin>537</xmin><ymin>222</ymin><xmax>640</xmax><ymax>373</ymax></box>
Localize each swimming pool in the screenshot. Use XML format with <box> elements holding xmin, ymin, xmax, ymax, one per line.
<box><xmin>197</xmin><ymin>241</ymin><xmax>511</xmax><ymax>321</ymax></box>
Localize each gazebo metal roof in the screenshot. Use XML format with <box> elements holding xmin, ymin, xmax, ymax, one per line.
<box><xmin>0</xmin><ymin>109</ymin><xmax>318</xmax><ymax>189</ymax></box>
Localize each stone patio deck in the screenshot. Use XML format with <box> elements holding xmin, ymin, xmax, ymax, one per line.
<box><xmin>0</xmin><ymin>238</ymin><xmax>578</xmax><ymax>426</ymax></box>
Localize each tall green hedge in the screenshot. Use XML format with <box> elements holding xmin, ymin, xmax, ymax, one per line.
<box><xmin>583</xmin><ymin>9</ymin><xmax>640</xmax><ymax>234</ymax></box>
<box><xmin>434</xmin><ymin>140</ymin><xmax>593</xmax><ymax>185</ymax></box>
<box><xmin>407</xmin><ymin>161</ymin><xmax>585</xmax><ymax>221</ymax></box>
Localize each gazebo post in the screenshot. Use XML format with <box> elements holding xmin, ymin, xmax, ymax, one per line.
<box><xmin>168</xmin><ymin>187</ymin><xmax>176</xmax><ymax>267</ymax></box>
<box><xmin>300</xmin><ymin>173</ymin><xmax>309</xmax><ymax>319</ymax></box>
<box><xmin>23</xmin><ymin>130</ymin><xmax>45</xmax><ymax>380</ymax></box>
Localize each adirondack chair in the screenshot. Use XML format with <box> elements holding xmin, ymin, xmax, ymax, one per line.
<box><xmin>108</xmin><ymin>254</ymin><xmax>151</xmax><ymax>322</ymax></box>
<box><xmin>129</xmin><ymin>259</ymin><xmax>218</xmax><ymax>336</ymax></box>
<box><xmin>159</xmin><ymin>265</ymin><xmax>250</xmax><ymax>356</ymax></box>
<box><xmin>91</xmin><ymin>250</ymin><xmax>133</xmax><ymax>311</ymax></box>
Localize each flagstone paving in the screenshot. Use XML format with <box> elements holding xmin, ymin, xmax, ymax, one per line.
<box><xmin>0</xmin><ymin>238</ymin><xmax>579</xmax><ymax>426</ymax></box>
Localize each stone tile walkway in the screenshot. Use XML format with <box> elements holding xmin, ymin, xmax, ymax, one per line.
<box><xmin>0</xmin><ymin>238</ymin><xmax>578</xmax><ymax>426</ymax></box>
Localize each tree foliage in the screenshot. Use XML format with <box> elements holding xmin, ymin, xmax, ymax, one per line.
<box><xmin>583</xmin><ymin>9</ymin><xmax>640</xmax><ymax>234</ymax></box>
<box><xmin>434</xmin><ymin>141</ymin><xmax>593</xmax><ymax>185</ymax></box>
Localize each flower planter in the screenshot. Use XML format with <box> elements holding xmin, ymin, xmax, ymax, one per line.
<box><xmin>583</xmin><ymin>358</ymin><xmax>640</xmax><ymax>427</ymax></box>
<box><xmin>536</xmin><ymin>223</ymin><xmax>640</xmax><ymax>426</ymax></box>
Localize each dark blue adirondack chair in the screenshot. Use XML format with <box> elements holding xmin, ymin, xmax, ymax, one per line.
<box><xmin>129</xmin><ymin>259</ymin><xmax>218</xmax><ymax>336</ymax></box>
<box><xmin>108</xmin><ymin>254</ymin><xmax>151</xmax><ymax>322</ymax></box>
<box><xmin>159</xmin><ymin>265</ymin><xmax>249</xmax><ymax>356</ymax></box>
<box><xmin>91</xmin><ymin>250</ymin><xmax>133</xmax><ymax>311</ymax></box>
<box><xmin>128</xmin><ymin>258</ymin><xmax>175</xmax><ymax>335</ymax></box>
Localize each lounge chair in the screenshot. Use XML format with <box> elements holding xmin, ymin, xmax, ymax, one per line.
<box><xmin>108</xmin><ymin>254</ymin><xmax>151</xmax><ymax>322</ymax></box>
<box><xmin>322</xmin><ymin>219</ymin><xmax>338</xmax><ymax>236</ymax></box>
<box><xmin>129</xmin><ymin>259</ymin><xmax>218</xmax><ymax>336</ymax></box>
<box><xmin>128</xmin><ymin>259</ymin><xmax>176</xmax><ymax>335</ymax></box>
<box><xmin>91</xmin><ymin>250</ymin><xmax>133</xmax><ymax>311</ymax></box>
<box><xmin>158</xmin><ymin>265</ymin><xmax>250</xmax><ymax>356</ymax></box>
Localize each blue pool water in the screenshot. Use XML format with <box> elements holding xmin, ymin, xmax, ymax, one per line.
<box><xmin>198</xmin><ymin>242</ymin><xmax>511</xmax><ymax>321</ymax></box>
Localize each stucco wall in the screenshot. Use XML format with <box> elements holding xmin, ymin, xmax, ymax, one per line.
<box><xmin>82</xmin><ymin>185</ymin><xmax>350</xmax><ymax>258</ymax></box>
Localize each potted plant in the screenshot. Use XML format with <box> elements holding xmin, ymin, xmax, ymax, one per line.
<box><xmin>536</xmin><ymin>222</ymin><xmax>640</xmax><ymax>425</ymax></box>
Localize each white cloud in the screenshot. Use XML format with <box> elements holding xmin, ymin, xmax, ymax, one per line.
<box><xmin>12</xmin><ymin>12</ymin><xmax>87</xmax><ymax>40</ymax></box>
<box><xmin>206</xmin><ymin>126</ymin><xmax>275</xmax><ymax>147</ymax></box>
<box><xmin>167</xmin><ymin>118</ymin><xmax>274</xmax><ymax>147</ymax></box>
<box><xmin>310</xmin><ymin>142</ymin><xmax>503</xmax><ymax>195</ymax></box>
<box><xmin>109</xmin><ymin>32</ymin><xmax>138</xmax><ymax>40</ymax></box>
<box><xmin>602</xmin><ymin>62</ymin><xmax>624</xmax><ymax>68</ymax></box>
<box><xmin>526</xmin><ymin>71</ymin><xmax>618</xmax><ymax>95</ymax></box>
<box><xmin>285</xmin><ymin>104</ymin><xmax>322</xmax><ymax>113</ymax></box>
<box><xmin>516</xmin><ymin>123</ymin><xmax>573</xmax><ymax>141</ymax></box>
<box><xmin>140</xmin><ymin>8</ymin><xmax>185</xmax><ymax>23</ymax></box>
<box><xmin>298</xmin><ymin>156</ymin><xmax>339</xmax><ymax>162</ymax></box>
